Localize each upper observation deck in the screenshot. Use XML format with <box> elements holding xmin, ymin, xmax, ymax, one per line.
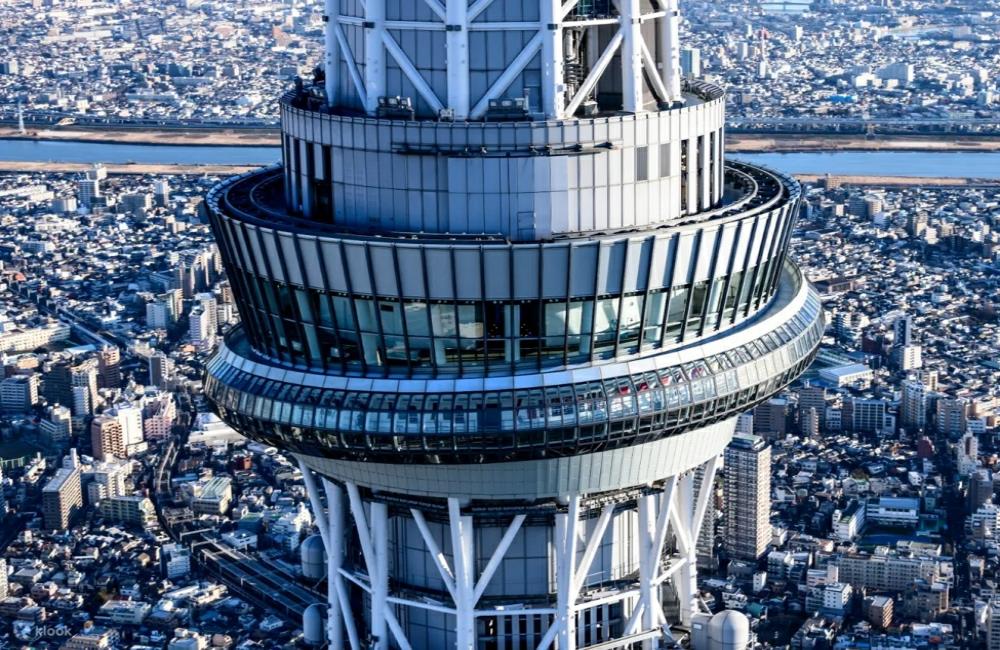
<box><xmin>278</xmin><ymin>79</ymin><xmax>727</xmax><ymax>240</ymax></box>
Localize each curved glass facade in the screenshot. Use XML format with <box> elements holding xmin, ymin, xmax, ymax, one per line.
<box><xmin>204</xmin><ymin>265</ymin><xmax>823</xmax><ymax>464</ymax></box>
<box><xmin>220</xmin><ymin>260</ymin><xmax>779</xmax><ymax>375</ymax></box>
<box><xmin>206</xmin><ymin>161</ymin><xmax>800</xmax><ymax>378</ymax></box>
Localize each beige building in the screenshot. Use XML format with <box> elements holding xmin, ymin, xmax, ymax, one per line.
<box><xmin>724</xmin><ymin>433</ymin><xmax>772</xmax><ymax>561</ymax></box>
<box><xmin>42</xmin><ymin>466</ymin><xmax>83</xmax><ymax>530</ymax></box>
<box><xmin>91</xmin><ymin>416</ymin><xmax>125</xmax><ymax>461</ymax></box>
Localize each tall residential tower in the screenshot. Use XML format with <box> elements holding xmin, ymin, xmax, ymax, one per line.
<box><xmin>204</xmin><ymin>1</ymin><xmax>823</xmax><ymax>648</ymax></box>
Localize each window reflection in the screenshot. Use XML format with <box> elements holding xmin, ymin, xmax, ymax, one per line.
<box><xmin>227</xmin><ymin>258</ymin><xmax>786</xmax><ymax>374</ymax></box>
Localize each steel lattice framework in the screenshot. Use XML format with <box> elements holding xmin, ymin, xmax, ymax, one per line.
<box><xmin>323</xmin><ymin>0</ymin><xmax>683</xmax><ymax>120</ymax></box>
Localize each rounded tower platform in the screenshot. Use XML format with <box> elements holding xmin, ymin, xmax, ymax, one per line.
<box><xmin>203</xmin><ymin>2</ymin><xmax>823</xmax><ymax>649</ymax></box>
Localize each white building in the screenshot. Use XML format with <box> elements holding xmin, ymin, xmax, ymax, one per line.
<box><xmin>833</xmin><ymin>501</ymin><xmax>866</xmax><ymax>542</ymax></box>
<box><xmin>161</xmin><ymin>543</ymin><xmax>192</xmax><ymax>580</ymax></box>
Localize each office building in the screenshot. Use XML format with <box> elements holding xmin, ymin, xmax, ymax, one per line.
<box><xmin>40</xmin><ymin>404</ymin><xmax>73</xmax><ymax>447</ymax></box>
<box><xmin>957</xmin><ymin>432</ymin><xmax>979</xmax><ymax>476</ymax></box>
<box><xmin>989</xmin><ymin>600</ymin><xmax>1000</xmax><ymax>650</ymax></box>
<box><xmin>900</xmin><ymin>380</ymin><xmax>927</xmax><ymax>430</ymax></box>
<box><xmin>149</xmin><ymin>352</ymin><xmax>175</xmax><ymax>389</ymax></box>
<box><xmin>724</xmin><ymin>434</ymin><xmax>773</xmax><ymax>562</ymax></box>
<box><xmin>42</xmin><ymin>463</ymin><xmax>83</xmax><ymax>531</ymax></box>
<box><xmin>97</xmin><ymin>346</ymin><xmax>121</xmax><ymax>389</ymax></box>
<box><xmin>0</xmin><ymin>374</ymin><xmax>39</xmax><ymax>412</ymax></box>
<box><xmin>202</xmin><ymin>2</ymin><xmax>823</xmax><ymax>646</ymax></box>
<box><xmin>162</xmin><ymin>543</ymin><xmax>192</xmax><ymax>580</ymax></box>
<box><xmin>101</xmin><ymin>496</ymin><xmax>157</xmax><ymax>529</ymax></box>
<box><xmin>91</xmin><ymin>416</ymin><xmax>125</xmax><ymax>461</ymax></box>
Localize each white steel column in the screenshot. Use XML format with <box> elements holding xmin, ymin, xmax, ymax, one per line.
<box><xmin>364</xmin><ymin>0</ymin><xmax>386</xmax><ymax>114</ymax></box>
<box><xmin>446</xmin><ymin>0</ymin><xmax>470</xmax><ymax>118</ymax></box>
<box><xmin>298</xmin><ymin>458</ymin><xmax>358</xmax><ymax>650</ymax></box>
<box><xmin>347</xmin><ymin>483</ymin><xmax>389</xmax><ymax>650</ymax></box>
<box><xmin>449</xmin><ymin>498</ymin><xmax>476</xmax><ymax>650</ymax></box>
<box><xmin>658</xmin><ymin>0</ymin><xmax>683</xmax><ymax>104</ymax></box>
<box><xmin>324</xmin><ymin>480</ymin><xmax>347</xmax><ymax>650</ymax></box>
<box><xmin>541</xmin><ymin>0</ymin><xmax>565</xmax><ymax>119</ymax></box>
<box><xmin>324</xmin><ymin>0</ymin><xmax>339</xmax><ymax>106</ymax></box>
<box><xmin>671</xmin><ymin>472</ymin><xmax>697</xmax><ymax>627</ymax></box>
<box><xmin>555</xmin><ymin>496</ymin><xmax>580</xmax><ymax>650</ymax></box>
<box><xmin>618</xmin><ymin>0</ymin><xmax>645</xmax><ymax>113</ymax></box>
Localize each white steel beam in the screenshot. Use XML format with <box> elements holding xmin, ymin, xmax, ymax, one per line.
<box><xmin>658</xmin><ymin>0</ymin><xmax>683</xmax><ymax>103</ymax></box>
<box><xmin>371</xmin><ymin>502</ymin><xmax>390</xmax><ymax>650</ymax></box>
<box><xmin>572</xmin><ymin>504</ymin><xmax>614</xmax><ymax>595</ymax></box>
<box><xmin>324</xmin><ymin>0</ymin><xmax>339</xmax><ymax>106</ymax></box>
<box><xmin>364</xmin><ymin>0</ymin><xmax>386</xmax><ymax>114</ymax></box>
<box><xmin>565</xmin><ymin>30</ymin><xmax>623</xmax><ymax>116</ymax></box>
<box><xmin>324</xmin><ymin>479</ymin><xmax>359</xmax><ymax>650</ymax></box>
<box><xmin>468</xmin><ymin>0</ymin><xmax>498</xmax><ymax>22</ymax></box>
<box><xmin>470</xmin><ymin>32</ymin><xmax>544</xmax><ymax>118</ymax></box>
<box><xmin>555</xmin><ymin>496</ymin><xmax>581</xmax><ymax>650</ymax></box>
<box><xmin>385</xmin><ymin>608</ymin><xmax>413</xmax><ymax>650</ymax></box>
<box><xmin>671</xmin><ymin>472</ymin><xmax>698</xmax><ymax>627</ymax></box>
<box><xmin>346</xmin><ymin>483</ymin><xmax>388</xmax><ymax>650</ymax></box>
<box><xmin>449</xmin><ymin>499</ymin><xmax>476</xmax><ymax>650</ymax></box>
<box><xmin>541</xmin><ymin>0</ymin><xmax>566</xmax><ymax>119</ymax></box>
<box><xmin>298</xmin><ymin>458</ymin><xmax>329</xmax><ymax>549</ymax></box>
<box><xmin>421</xmin><ymin>0</ymin><xmax>446</xmax><ymax>21</ymax></box>
<box><xmin>333</xmin><ymin>22</ymin><xmax>367</xmax><ymax>107</ymax></box>
<box><xmin>446</xmin><ymin>0</ymin><xmax>470</xmax><ymax>117</ymax></box>
<box><xmin>640</xmin><ymin>38</ymin><xmax>670</xmax><ymax>105</ymax></box>
<box><xmin>410</xmin><ymin>508</ymin><xmax>458</xmax><ymax>602</ymax></box>
<box><xmin>619</xmin><ymin>0</ymin><xmax>645</xmax><ymax>113</ymax></box>
<box><xmin>474</xmin><ymin>514</ymin><xmax>527</xmax><ymax>602</ymax></box>
<box><xmin>637</xmin><ymin>495</ymin><xmax>658</xmax><ymax>649</ymax></box>
<box><xmin>381</xmin><ymin>31</ymin><xmax>446</xmax><ymax>113</ymax></box>
<box><xmin>324</xmin><ymin>481</ymin><xmax>344</xmax><ymax>650</ymax></box>
<box><xmin>648</xmin><ymin>477</ymin><xmax>678</xmax><ymax>576</ymax></box>
<box><xmin>560</xmin><ymin>0</ymin><xmax>582</xmax><ymax>20</ymax></box>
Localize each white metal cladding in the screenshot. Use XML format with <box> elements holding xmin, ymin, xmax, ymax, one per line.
<box><xmin>280</xmin><ymin>97</ymin><xmax>726</xmax><ymax>237</ymax></box>
<box><xmin>208</xmin><ymin>188</ymin><xmax>794</xmax><ymax>304</ymax></box>
<box><xmin>293</xmin><ymin>415</ymin><xmax>733</xmax><ymax>500</ymax></box>
<box><xmin>323</xmin><ymin>0</ymin><xmax>685</xmax><ymax>121</ymax></box>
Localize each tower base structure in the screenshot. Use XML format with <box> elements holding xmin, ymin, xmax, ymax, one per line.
<box><xmin>298</xmin><ymin>442</ymin><xmax>723</xmax><ymax>650</ymax></box>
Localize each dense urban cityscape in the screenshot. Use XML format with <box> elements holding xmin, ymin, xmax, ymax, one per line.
<box><xmin>0</xmin><ymin>1</ymin><xmax>998</xmax><ymax>650</ymax></box>
<box><xmin>0</xmin><ymin>0</ymin><xmax>998</xmax><ymax>133</ymax></box>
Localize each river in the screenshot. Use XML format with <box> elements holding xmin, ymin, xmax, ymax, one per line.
<box><xmin>2</xmin><ymin>138</ymin><xmax>1000</xmax><ymax>179</ymax></box>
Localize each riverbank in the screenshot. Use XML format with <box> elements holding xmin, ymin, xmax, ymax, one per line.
<box><xmin>728</xmin><ymin>133</ymin><xmax>1000</xmax><ymax>153</ymax></box>
<box><xmin>796</xmin><ymin>174</ymin><xmax>1000</xmax><ymax>188</ymax></box>
<box><xmin>4</xmin><ymin>126</ymin><xmax>1000</xmax><ymax>153</ymax></box>
<box><xmin>0</xmin><ymin>126</ymin><xmax>279</xmax><ymax>147</ymax></box>
<box><xmin>0</xmin><ymin>161</ymin><xmax>259</xmax><ymax>176</ymax></box>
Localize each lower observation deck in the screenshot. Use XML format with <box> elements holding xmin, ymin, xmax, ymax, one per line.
<box><xmin>205</xmin><ymin>261</ymin><xmax>822</xmax><ymax>475</ymax></box>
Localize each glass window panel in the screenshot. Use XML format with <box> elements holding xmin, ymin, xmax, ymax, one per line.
<box><xmin>619</xmin><ymin>295</ymin><xmax>642</xmax><ymax>347</ymax></box>
<box><xmin>685</xmin><ymin>282</ymin><xmax>708</xmax><ymax>333</ymax></box>
<box><xmin>665</xmin><ymin>286</ymin><xmax>688</xmax><ymax>343</ymax></box>
<box><xmin>457</xmin><ymin>304</ymin><xmax>484</xmax><ymax>339</ymax></box>
<box><xmin>643</xmin><ymin>291</ymin><xmax>667</xmax><ymax>346</ymax></box>
<box><xmin>431</xmin><ymin>304</ymin><xmax>457</xmax><ymax>337</ymax></box>
<box><xmin>705</xmin><ymin>279</ymin><xmax>726</xmax><ymax>330</ymax></box>
<box><xmin>593</xmin><ymin>298</ymin><xmax>619</xmax><ymax>355</ymax></box>
<box><xmin>378</xmin><ymin>301</ymin><xmax>405</xmax><ymax>336</ymax></box>
<box><xmin>295</xmin><ymin>289</ymin><xmax>315</xmax><ymax>324</ymax></box>
<box><xmin>518</xmin><ymin>302</ymin><xmax>540</xmax><ymax>338</ymax></box>
<box><xmin>404</xmin><ymin>302</ymin><xmax>431</xmax><ymax>336</ymax></box>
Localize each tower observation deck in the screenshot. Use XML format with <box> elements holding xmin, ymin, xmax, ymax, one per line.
<box><xmin>203</xmin><ymin>2</ymin><xmax>823</xmax><ymax>648</ymax></box>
